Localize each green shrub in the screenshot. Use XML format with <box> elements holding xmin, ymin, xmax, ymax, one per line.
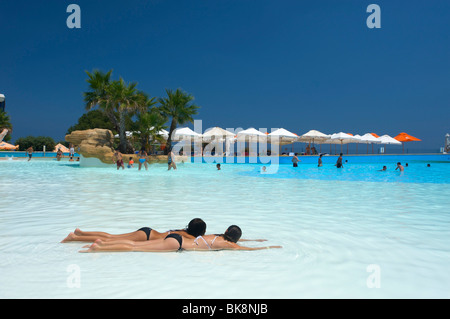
<box><xmin>15</xmin><ymin>136</ymin><xmax>56</xmax><ymax>152</ymax></box>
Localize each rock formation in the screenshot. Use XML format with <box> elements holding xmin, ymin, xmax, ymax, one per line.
<box><xmin>65</xmin><ymin>129</ymin><xmax>115</xmax><ymax>164</ymax></box>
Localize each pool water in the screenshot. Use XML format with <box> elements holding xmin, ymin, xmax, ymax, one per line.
<box><xmin>0</xmin><ymin>159</ymin><xmax>449</xmax><ymax>298</ymax></box>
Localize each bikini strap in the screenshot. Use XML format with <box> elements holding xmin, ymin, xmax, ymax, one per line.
<box><xmin>194</xmin><ymin>236</ymin><xmax>211</xmax><ymax>250</ymax></box>
<box><xmin>210</xmin><ymin>235</ymin><xmax>219</xmax><ymax>247</ymax></box>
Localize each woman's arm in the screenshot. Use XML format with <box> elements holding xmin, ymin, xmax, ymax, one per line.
<box><xmin>235</xmin><ymin>245</ymin><xmax>282</xmax><ymax>251</ymax></box>
<box><xmin>223</xmin><ymin>241</ymin><xmax>282</xmax><ymax>251</ymax></box>
<box><xmin>238</xmin><ymin>239</ymin><xmax>267</xmax><ymax>242</ymax></box>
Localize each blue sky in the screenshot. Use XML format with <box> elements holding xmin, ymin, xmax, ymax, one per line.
<box><xmin>1</xmin><ymin>0</ymin><xmax>449</xmax><ymax>150</ymax></box>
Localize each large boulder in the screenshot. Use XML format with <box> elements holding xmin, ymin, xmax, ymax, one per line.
<box><xmin>65</xmin><ymin>129</ymin><xmax>115</xmax><ymax>164</ymax></box>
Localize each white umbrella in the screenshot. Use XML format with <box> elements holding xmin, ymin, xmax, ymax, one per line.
<box><xmin>202</xmin><ymin>127</ymin><xmax>235</xmax><ymax>142</ymax></box>
<box><xmin>236</xmin><ymin>128</ymin><xmax>266</xmax><ymax>156</ymax></box>
<box><xmin>201</xmin><ymin>127</ymin><xmax>235</xmax><ymax>156</ymax></box>
<box><xmin>378</xmin><ymin>134</ymin><xmax>402</xmax><ymax>145</ymax></box>
<box><xmin>298</xmin><ymin>129</ymin><xmax>331</xmax><ymax>154</ymax></box>
<box><xmin>172</xmin><ymin>127</ymin><xmax>202</xmax><ymax>141</ymax></box>
<box><xmin>268</xmin><ymin>128</ymin><xmax>299</xmax><ymax>145</ymax></box>
<box><xmin>236</xmin><ymin>128</ymin><xmax>267</xmax><ymax>141</ymax></box>
<box><xmin>360</xmin><ymin>133</ymin><xmax>382</xmax><ymax>154</ymax></box>
<box><xmin>377</xmin><ymin>134</ymin><xmax>401</xmax><ymax>154</ymax></box>
<box><xmin>298</xmin><ymin>130</ymin><xmax>330</xmax><ymax>143</ymax></box>
<box><xmin>327</xmin><ymin>132</ymin><xmax>359</xmax><ymax>152</ymax></box>
<box><xmin>352</xmin><ymin>134</ymin><xmax>364</xmax><ymax>153</ymax></box>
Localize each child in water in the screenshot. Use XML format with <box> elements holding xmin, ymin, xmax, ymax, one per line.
<box><xmin>127</xmin><ymin>157</ymin><xmax>134</xmax><ymax>168</ymax></box>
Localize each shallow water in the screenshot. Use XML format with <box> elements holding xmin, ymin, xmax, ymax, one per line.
<box><xmin>0</xmin><ymin>159</ymin><xmax>449</xmax><ymax>298</ymax></box>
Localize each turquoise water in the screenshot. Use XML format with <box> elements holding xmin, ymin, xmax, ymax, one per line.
<box><xmin>0</xmin><ymin>159</ymin><xmax>449</xmax><ymax>298</ymax></box>
<box><xmin>241</xmin><ymin>162</ymin><xmax>450</xmax><ymax>184</ymax></box>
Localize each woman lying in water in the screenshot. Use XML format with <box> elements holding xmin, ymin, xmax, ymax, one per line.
<box><xmin>79</xmin><ymin>225</ymin><xmax>281</xmax><ymax>253</ymax></box>
<box><xmin>62</xmin><ymin>218</ymin><xmax>207</xmax><ymax>243</ymax></box>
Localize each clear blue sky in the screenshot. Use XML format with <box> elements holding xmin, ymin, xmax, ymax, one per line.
<box><xmin>1</xmin><ymin>0</ymin><xmax>449</xmax><ymax>150</ymax></box>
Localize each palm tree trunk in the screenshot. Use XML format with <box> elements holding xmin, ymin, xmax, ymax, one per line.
<box><xmin>165</xmin><ymin>119</ymin><xmax>177</xmax><ymax>155</ymax></box>
<box><xmin>118</xmin><ymin>110</ymin><xmax>127</xmax><ymax>153</ymax></box>
<box><xmin>106</xmin><ymin>109</ymin><xmax>120</xmax><ymax>132</ymax></box>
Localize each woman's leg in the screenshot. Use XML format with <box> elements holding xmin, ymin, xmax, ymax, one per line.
<box><xmin>80</xmin><ymin>237</ymin><xmax>181</xmax><ymax>253</ymax></box>
<box><xmin>61</xmin><ymin>228</ymin><xmax>148</xmax><ymax>243</ymax></box>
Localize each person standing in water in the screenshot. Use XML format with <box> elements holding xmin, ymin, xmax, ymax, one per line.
<box><xmin>69</xmin><ymin>143</ymin><xmax>75</xmax><ymax>158</ymax></box>
<box><xmin>318</xmin><ymin>154</ymin><xmax>323</xmax><ymax>167</ymax></box>
<box><xmin>292</xmin><ymin>154</ymin><xmax>300</xmax><ymax>167</ymax></box>
<box><xmin>26</xmin><ymin>146</ymin><xmax>33</xmax><ymax>161</ymax></box>
<box><xmin>335</xmin><ymin>153</ymin><xmax>343</xmax><ymax>168</ymax></box>
<box><xmin>168</xmin><ymin>148</ymin><xmax>177</xmax><ymax>170</ymax></box>
<box><xmin>138</xmin><ymin>147</ymin><xmax>148</xmax><ymax>171</ymax></box>
<box><xmin>113</xmin><ymin>150</ymin><xmax>124</xmax><ymax>170</ymax></box>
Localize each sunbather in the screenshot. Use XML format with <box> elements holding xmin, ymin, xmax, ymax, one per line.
<box><xmin>79</xmin><ymin>225</ymin><xmax>281</xmax><ymax>253</ymax></box>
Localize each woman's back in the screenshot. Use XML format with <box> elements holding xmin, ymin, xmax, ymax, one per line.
<box><xmin>183</xmin><ymin>234</ymin><xmax>237</xmax><ymax>251</ymax></box>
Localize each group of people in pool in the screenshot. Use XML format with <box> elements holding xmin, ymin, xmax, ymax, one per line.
<box><xmin>291</xmin><ymin>153</ymin><xmax>341</xmax><ymax>168</ymax></box>
<box><xmin>61</xmin><ymin>218</ymin><xmax>282</xmax><ymax>253</ymax></box>
<box><xmin>378</xmin><ymin>162</ymin><xmax>431</xmax><ymax>171</ymax></box>
<box><xmin>113</xmin><ymin>147</ymin><xmax>177</xmax><ymax>171</ymax></box>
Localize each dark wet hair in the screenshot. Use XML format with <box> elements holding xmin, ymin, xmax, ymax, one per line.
<box><xmin>185</xmin><ymin>218</ymin><xmax>206</xmax><ymax>237</ymax></box>
<box><xmin>221</xmin><ymin>225</ymin><xmax>242</xmax><ymax>243</ymax></box>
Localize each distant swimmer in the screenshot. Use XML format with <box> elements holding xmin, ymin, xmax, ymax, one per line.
<box><xmin>395</xmin><ymin>162</ymin><xmax>404</xmax><ymax>172</ymax></box>
<box><xmin>379</xmin><ymin>166</ymin><xmax>387</xmax><ymax>171</ymax></box>
<box><xmin>318</xmin><ymin>154</ymin><xmax>323</xmax><ymax>167</ymax></box>
<box><xmin>292</xmin><ymin>154</ymin><xmax>300</xmax><ymax>167</ymax></box>
<box><xmin>216</xmin><ymin>163</ymin><xmax>221</xmax><ymax>170</ymax></box>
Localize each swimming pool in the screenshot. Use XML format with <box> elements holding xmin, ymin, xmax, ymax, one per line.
<box><xmin>0</xmin><ymin>159</ymin><xmax>449</xmax><ymax>298</ymax></box>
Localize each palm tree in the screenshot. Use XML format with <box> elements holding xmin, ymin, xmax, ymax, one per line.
<box><xmin>134</xmin><ymin>106</ymin><xmax>167</xmax><ymax>153</ymax></box>
<box><xmin>83</xmin><ymin>69</ymin><xmax>118</xmax><ymax>128</ymax></box>
<box><xmin>158</xmin><ymin>88</ymin><xmax>200</xmax><ymax>154</ymax></box>
<box><xmin>83</xmin><ymin>70</ymin><xmax>151</xmax><ymax>153</ymax></box>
